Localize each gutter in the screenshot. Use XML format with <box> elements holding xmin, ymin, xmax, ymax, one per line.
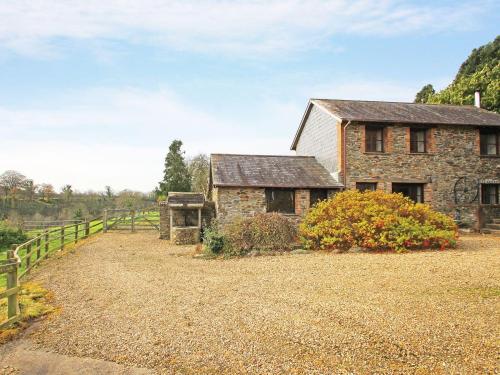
<box><xmin>342</xmin><ymin>120</ymin><xmax>352</xmax><ymax>188</ymax></box>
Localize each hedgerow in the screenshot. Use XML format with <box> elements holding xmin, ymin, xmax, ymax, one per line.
<box><xmin>299</xmin><ymin>190</ymin><xmax>457</xmax><ymax>252</ymax></box>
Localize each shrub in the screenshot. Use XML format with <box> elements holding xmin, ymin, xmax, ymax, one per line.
<box><xmin>202</xmin><ymin>221</ymin><xmax>225</xmax><ymax>254</ymax></box>
<box><xmin>223</xmin><ymin>213</ymin><xmax>297</xmax><ymax>255</ymax></box>
<box><xmin>0</xmin><ymin>221</ymin><xmax>28</xmax><ymax>251</ymax></box>
<box><xmin>299</xmin><ymin>190</ymin><xmax>457</xmax><ymax>252</ymax></box>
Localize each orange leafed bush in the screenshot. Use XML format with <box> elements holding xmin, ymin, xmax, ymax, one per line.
<box><xmin>299</xmin><ymin>190</ymin><xmax>458</xmax><ymax>252</ymax></box>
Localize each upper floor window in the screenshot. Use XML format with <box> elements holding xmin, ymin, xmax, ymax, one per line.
<box><xmin>481</xmin><ymin>184</ymin><xmax>499</xmax><ymax>205</ymax></box>
<box><xmin>410</xmin><ymin>128</ymin><xmax>427</xmax><ymax>153</ymax></box>
<box><xmin>480</xmin><ymin>130</ymin><xmax>499</xmax><ymax>156</ymax></box>
<box><xmin>365</xmin><ymin>126</ymin><xmax>384</xmax><ymax>152</ymax></box>
<box><xmin>265</xmin><ymin>188</ymin><xmax>295</xmax><ymax>214</ymax></box>
<box><xmin>356</xmin><ymin>182</ymin><xmax>377</xmax><ymax>192</ymax></box>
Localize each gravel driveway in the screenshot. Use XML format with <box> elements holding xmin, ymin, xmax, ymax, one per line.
<box><xmin>3</xmin><ymin>232</ymin><xmax>500</xmax><ymax>374</ymax></box>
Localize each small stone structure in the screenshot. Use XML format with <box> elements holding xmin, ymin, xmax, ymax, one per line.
<box><xmin>159</xmin><ymin>192</ymin><xmax>215</xmax><ymax>244</ymax></box>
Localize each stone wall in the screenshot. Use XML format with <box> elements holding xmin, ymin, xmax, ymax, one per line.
<box><xmin>171</xmin><ymin>226</ymin><xmax>200</xmax><ymax>245</ymax></box>
<box><xmin>345</xmin><ymin>123</ymin><xmax>499</xmax><ymax>229</ymax></box>
<box><xmin>295</xmin><ymin>105</ymin><xmax>340</xmax><ymax>174</ymax></box>
<box><xmin>213</xmin><ymin>187</ymin><xmax>267</xmax><ymax>228</ymax></box>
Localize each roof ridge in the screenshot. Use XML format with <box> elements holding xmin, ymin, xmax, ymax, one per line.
<box><xmin>312</xmin><ymin>98</ymin><xmax>483</xmax><ymax>108</ymax></box>
<box><xmin>211</xmin><ymin>153</ymin><xmax>314</xmax><ymax>158</ymax></box>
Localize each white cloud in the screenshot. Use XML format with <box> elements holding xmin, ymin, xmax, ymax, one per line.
<box><xmin>0</xmin><ymin>0</ymin><xmax>488</xmax><ymax>57</ymax></box>
<box><xmin>1</xmin><ymin>87</ymin><xmax>294</xmax><ymax>191</ymax></box>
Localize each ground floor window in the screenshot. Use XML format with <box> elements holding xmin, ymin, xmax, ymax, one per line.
<box><xmin>310</xmin><ymin>189</ymin><xmax>328</xmax><ymax>206</ymax></box>
<box><xmin>356</xmin><ymin>182</ymin><xmax>377</xmax><ymax>192</ymax></box>
<box><xmin>265</xmin><ymin>188</ymin><xmax>295</xmax><ymax>213</ymax></box>
<box><xmin>481</xmin><ymin>184</ymin><xmax>499</xmax><ymax>204</ymax></box>
<box><xmin>392</xmin><ymin>183</ymin><xmax>424</xmax><ymax>203</ymax></box>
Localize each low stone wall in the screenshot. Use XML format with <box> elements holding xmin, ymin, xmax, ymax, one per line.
<box><xmin>171</xmin><ymin>226</ymin><xmax>200</xmax><ymax>245</ymax></box>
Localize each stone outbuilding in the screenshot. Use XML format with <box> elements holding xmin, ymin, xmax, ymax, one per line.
<box><xmin>208</xmin><ymin>154</ymin><xmax>343</xmax><ymax>229</ymax></box>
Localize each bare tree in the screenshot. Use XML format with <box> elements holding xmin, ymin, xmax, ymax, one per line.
<box><xmin>0</xmin><ymin>170</ymin><xmax>26</xmax><ymax>201</ymax></box>
<box><xmin>188</xmin><ymin>154</ymin><xmax>210</xmax><ymax>197</ymax></box>
<box><xmin>23</xmin><ymin>179</ymin><xmax>37</xmax><ymax>201</ymax></box>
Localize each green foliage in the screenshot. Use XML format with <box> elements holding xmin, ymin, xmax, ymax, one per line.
<box><xmin>223</xmin><ymin>213</ymin><xmax>297</xmax><ymax>256</ymax></box>
<box><xmin>202</xmin><ymin>221</ymin><xmax>225</xmax><ymax>254</ymax></box>
<box><xmin>418</xmin><ymin>36</ymin><xmax>500</xmax><ymax>112</ymax></box>
<box><xmin>414</xmin><ymin>84</ymin><xmax>435</xmax><ymax>103</ymax></box>
<box><xmin>0</xmin><ymin>221</ymin><xmax>28</xmax><ymax>251</ymax></box>
<box><xmin>159</xmin><ymin>140</ymin><xmax>191</xmax><ymax>194</ymax></box>
<box><xmin>299</xmin><ymin>190</ymin><xmax>457</xmax><ymax>253</ymax></box>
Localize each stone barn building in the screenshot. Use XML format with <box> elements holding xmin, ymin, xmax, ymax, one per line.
<box><xmin>209</xmin><ymin>99</ymin><xmax>500</xmax><ymax>232</ymax></box>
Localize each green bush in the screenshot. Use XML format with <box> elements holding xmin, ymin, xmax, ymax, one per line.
<box><xmin>223</xmin><ymin>213</ymin><xmax>297</xmax><ymax>256</ymax></box>
<box><xmin>202</xmin><ymin>221</ymin><xmax>225</xmax><ymax>254</ymax></box>
<box><xmin>0</xmin><ymin>221</ymin><xmax>28</xmax><ymax>251</ymax></box>
<box><xmin>300</xmin><ymin>190</ymin><xmax>457</xmax><ymax>252</ymax></box>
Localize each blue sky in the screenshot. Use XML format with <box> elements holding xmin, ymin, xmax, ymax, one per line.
<box><xmin>1</xmin><ymin>0</ymin><xmax>499</xmax><ymax>192</ymax></box>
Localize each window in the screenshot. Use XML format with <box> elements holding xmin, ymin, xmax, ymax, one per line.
<box><xmin>392</xmin><ymin>183</ymin><xmax>424</xmax><ymax>203</ymax></box>
<box><xmin>481</xmin><ymin>184</ymin><xmax>499</xmax><ymax>205</ymax></box>
<box><xmin>310</xmin><ymin>189</ymin><xmax>328</xmax><ymax>206</ymax></box>
<box><xmin>410</xmin><ymin>128</ymin><xmax>427</xmax><ymax>153</ymax></box>
<box><xmin>356</xmin><ymin>182</ymin><xmax>377</xmax><ymax>192</ymax></box>
<box><xmin>480</xmin><ymin>130</ymin><xmax>499</xmax><ymax>155</ymax></box>
<box><xmin>265</xmin><ymin>189</ymin><xmax>295</xmax><ymax>213</ymax></box>
<box><xmin>365</xmin><ymin>126</ymin><xmax>384</xmax><ymax>152</ymax></box>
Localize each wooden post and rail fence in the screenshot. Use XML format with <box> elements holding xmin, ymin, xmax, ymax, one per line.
<box><xmin>0</xmin><ymin>207</ymin><xmax>159</xmax><ymax>329</ymax></box>
<box><xmin>0</xmin><ymin>216</ymin><xmax>103</xmax><ymax>329</ymax></box>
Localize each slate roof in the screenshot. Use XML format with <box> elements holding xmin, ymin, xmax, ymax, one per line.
<box><xmin>291</xmin><ymin>99</ymin><xmax>500</xmax><ymax>150</ymax></box>
<box><xmin>210</xmin><ymin>154</ymin><xmax>343</xmax><ymax>188</ymax></box>
<box><xmin>314</xmin><ymin>99</ymin><xmax>500</xmax><ymax>126</ymax></box>
<box><xmin>166</xmin><ymin>192</ymin><xmax>204</xmax><ymax>206</ymax></box>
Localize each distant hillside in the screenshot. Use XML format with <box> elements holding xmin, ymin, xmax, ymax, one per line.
<box><xmin>415</xmin><ymin>36</ymin><xmax>499</xmax><ymax>112</ymax></box>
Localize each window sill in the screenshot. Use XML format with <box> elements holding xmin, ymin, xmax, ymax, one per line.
<box><xmin>407</xmin><ymin>152</ymin><xmax>434</xmax><ymax>155</ymax></box>
<box><xmin>363</xmin><ymin>152</ymin><xmax>388</xmax><ymax>155</ymax></box>
<box><xmin>479</xmin><ymin>154</ymin><xmax>500</xmax><ymax>158</ymax></box>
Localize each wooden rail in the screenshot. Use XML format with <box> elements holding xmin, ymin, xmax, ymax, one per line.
<box><xmin>0</xmin><ymin>216</ymin><xmax>103</xmax><ymax>329</ymax></box>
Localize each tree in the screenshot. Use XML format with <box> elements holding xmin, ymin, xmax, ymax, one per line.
<box><xmin>104</xmin><ymin>185</ymin><xmax>114</xmax><ymax>199</ymax></box>
<box><xmin>416</xmin><ymin>36</ymin><xmax>500</xmax><ymax>112</ymax></box>
<box><xmin>39</xmin><ymin>184</ymin><xmax>55</xmax><ymax>202</ymax></box>
<box><xmin>188</xmin><ymin>154</ymin><xmax>210</xmax><ymax>197</ymax></box>
<box><xmin>61</xmin><ymin>184</ymin><xmax>73</xmax><ymax>201</ymax></box>
<box><xmin>23</xmin><ymin>179</ymin><xmax>37</xmax><ymax>201</ymax></box>
<box><xmin>0</xmin><ymin>170</ymin><xmax>26</xmax><ymax>202</ymax></box>
<box><xmin>116</xmin><ymin>190</ymin><xmax>144</xmax><ymax>209</ymax></box>
<box><xmin>414</xmin><ymin>84</ymin><xmax>435</xmax><ymax>103</ymax></box>
<box><xmin>158</xmin><ymin>140</ymin><xmax>191</xmax><ymax>194</ymax></box>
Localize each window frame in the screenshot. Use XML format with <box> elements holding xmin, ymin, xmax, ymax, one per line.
<box><xmin>356</xmin><ymin>182</ymin><xmax>377</xmax><ymax>192</ymax></box>
<box><xmin>365</xmin><ymin>126</ymin><xmax>384</xmax><ymax>153</ymax></box>
<box><xmin>310</xmin><ymin>189</ymin><xmax>328</xmax><ymax>206</ymax></box>
<box><xmin>480</xmin><ymin>129</ymin><xmax>499</xmax><ymax>156</ymax></box>
<box><xmin>481</xmin><ymin>184</ymin><xmax>499</xmax><ymax>205</ymax></box>
<box><xmin>392</xmin><ymin>183</ymin><xmax>424</xmax><ymax>203</ymax></box>
<box><xmin>410</xmin><ymin>128</ymin><xmax>427</xmax><ymax>153</ymax></box>
<box><xmin>265</xmin><ymin>188</ymin><xmax>295</xmax><ymax>214</ymax></box>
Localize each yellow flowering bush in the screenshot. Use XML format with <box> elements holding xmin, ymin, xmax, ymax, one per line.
<box><xmin>299</xmin><ymin>190</ymin><xmax>457</xmax><ymax>252</ymax></box>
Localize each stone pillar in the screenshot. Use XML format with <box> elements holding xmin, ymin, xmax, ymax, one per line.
<box><xmin>295</xmin><ymin>189</ymin><xmax>310</xmax><ymax>216</ymax></box>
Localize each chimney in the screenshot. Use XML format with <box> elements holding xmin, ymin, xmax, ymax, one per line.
<box><xmin>474</xmin><ymin>91</ymin><xmax>481</xmax><ymax>108</ymax></box>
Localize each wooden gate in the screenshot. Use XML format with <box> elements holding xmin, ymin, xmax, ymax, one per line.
<box><xmin>103</xmin><ymin>208</ymin><xmax>159</xmax><ymax>232</ymax></box>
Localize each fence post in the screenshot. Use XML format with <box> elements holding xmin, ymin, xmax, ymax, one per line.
<box><xmin>74</xmin><ymin>223</ymin><xmax>78</xmax><ymax>244</ymax></box>
<box><xmin>103</xmin><ymin>210</ymin><xmax>108</xmax><ymax>233</ymax></box>
<box><xmin>25</xmin><ymin>243</ymin><xmax>31</xmax><ymax>272</ymax></box>
<box><xmin>85</xmin><ymin>219</ymin><xmax>90</xmax><ymax>237</ymax></box>
<box><xmin>36</xmin><ymin>237</ymin><xmax>41</xmax><ymax>260</ymax></box>
<box><xmin>61</xmin><ymin>226</ymin><xmax>65</xmax><ymax>250</ymax></box>
<box><xmin>44</xmin><ymin>229</ymin><xmax>50</xmax><ymax>257</ymax></box>
<box><xmin>7</xmin><ymin>247</ymin><xmax>19</xmax><ymax>320</ymax></box>
<box><xmin>131</xmin><ymin>210</ymin><xmax>135</xmax><ymax>233</ymax></box>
